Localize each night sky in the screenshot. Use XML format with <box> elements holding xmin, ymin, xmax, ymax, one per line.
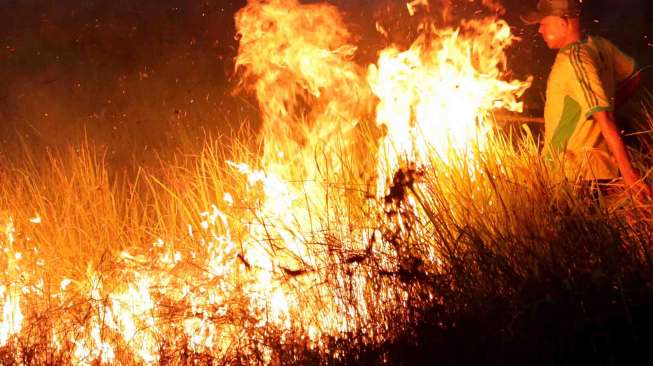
<box><xmin>1</xmin><ymin>0</ymin><xmax>651</xmax><ymax>159</ymax></box>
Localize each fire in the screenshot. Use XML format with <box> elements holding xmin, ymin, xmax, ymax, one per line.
<box><xmin>0</xmin><ymin>0</ymin><xmax>533</xmax><ymax>363</ymax></box>
<box><xmin>233</xmin><ymin>0</ymin><xmax>378</xmax><ymax>337</ymax></box>
<box><xmin>369</xmin><ymin>18</ymin><xmax>531</xmax><ymax>191</ymax></box>
<box><xmin>234</xmin><ymin>0</ymin><xmax>371</xmax><ymax>180</ymax></box>
<box><xmin>0</xmin><ymin>285</ymin><xmax>23</xmax><ymax>347</ymax></box>
<box><xmin>0</xmin><ymin>217</ymin><xmax>23</xmax><ymax>348</ymax></box>
<box><xmin>225</xmin><ymin>0</ymin><xmax>531</xmax><ymax>347</ymax></box>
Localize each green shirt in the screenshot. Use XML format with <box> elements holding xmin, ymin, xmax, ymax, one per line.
<box><xmin>544</xmin><ymin>36</ymin><xmax>636</xmax><ymax>179</ymax></box>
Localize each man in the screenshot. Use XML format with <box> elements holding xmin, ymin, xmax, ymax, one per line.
<box><xmin>521</xmin><ymin>0</ymin><xmax>650</xmax><ymax>196</ymax></box>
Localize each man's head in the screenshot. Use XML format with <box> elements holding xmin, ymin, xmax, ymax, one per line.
<box><xmin>521</xmin><ymin>0</ymin><xmax>582</xmax><ymax>49</ymax></box>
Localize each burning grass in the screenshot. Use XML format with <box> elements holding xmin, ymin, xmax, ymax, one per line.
<box><xmin>1</xmin><ymin>118</ymin><xmax>653</xmax><ymax>365</ymax></box>
<box><xmin>2</xmin><ymin>0</ymin><xmax>653</xmax><ymax>364</ymax></box>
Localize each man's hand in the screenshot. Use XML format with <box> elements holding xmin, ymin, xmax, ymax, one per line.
<box><xmin>593</xmin><ymin>110</ymin><xmax>650</xmax><ymax>198</ymax></box>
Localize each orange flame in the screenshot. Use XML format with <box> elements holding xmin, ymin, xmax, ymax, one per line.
<box><xmin>368</xmin><ymin>18</ymin><xmax>531</xmax><ymax>191</ymax></box>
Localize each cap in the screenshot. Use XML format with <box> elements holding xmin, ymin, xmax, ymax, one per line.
<box><xmin>520</xmin><ymin>0</ymin><xmax>582</xmax><ymax>25</ymax></box>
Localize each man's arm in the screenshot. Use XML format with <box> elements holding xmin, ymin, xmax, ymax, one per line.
<box><xmin>594</xmin><ymin>110</ymin><xmax>649</xmax><ymax>194</ymax></box>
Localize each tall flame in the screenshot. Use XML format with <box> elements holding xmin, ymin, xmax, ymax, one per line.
<box><xmin>235</xmin><ymin>0</ymin><xmax>371</xmax><ymax>184</ymax></box>
<box><xmin>368</xmin><ymin>18</ymin><xmax>531</xmax><ymax>191</ymax></box>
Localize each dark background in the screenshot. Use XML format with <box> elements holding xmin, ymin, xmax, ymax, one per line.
<box><xmin>0</xmin><ymin>0</ymin><xmax>651</xmax><ymax>166</ymax></box>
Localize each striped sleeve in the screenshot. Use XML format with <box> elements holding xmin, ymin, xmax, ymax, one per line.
<box><xmin>568</xmin><ymin>44</ymin><xmax>612</xmax><ymax>119</ymax></box>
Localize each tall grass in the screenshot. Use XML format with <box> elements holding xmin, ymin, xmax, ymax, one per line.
<box><xmin>1</xmin><ymin>104</ymin><xmax>653</xmax><ymax>364</ymax></box>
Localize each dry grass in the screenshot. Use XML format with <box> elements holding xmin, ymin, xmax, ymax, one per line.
<box><xmin>0</xmin><ymin>103</ymin><xmax>653</xmax><ymax>365</ymax></box>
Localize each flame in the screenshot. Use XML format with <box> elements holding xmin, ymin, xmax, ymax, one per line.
<box><xmin>0</xmin><ymin>285</ymin><xmax>23</xmax><ymax>347</ymax></box>
<box><xmin>235</xmin><ymin>0</ymin><xmax>371</xmax><ymax>181</ymax></box>
<box><xmin>71</xmin><ymin>270</ymin><xmax>116</xmax><ymax>365</ymax></box>
<box><xmin>368</xmin><ymin>18</ymin><xmax>531</xmax><ymax>192</ymax></box>
<box><xmin>0</xmin><ymin>217</ymin><xmax>23</xmax><ymax>348</ymax></box>
<box><xmin>107</xmin><ymin>275</ymin><xmax>159</xmax><ymax>364</ymax></box>
<box><xmin>233</xmin><ymin>0</ymin><xmax>378</xmax><ymax>337</ymax></box>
